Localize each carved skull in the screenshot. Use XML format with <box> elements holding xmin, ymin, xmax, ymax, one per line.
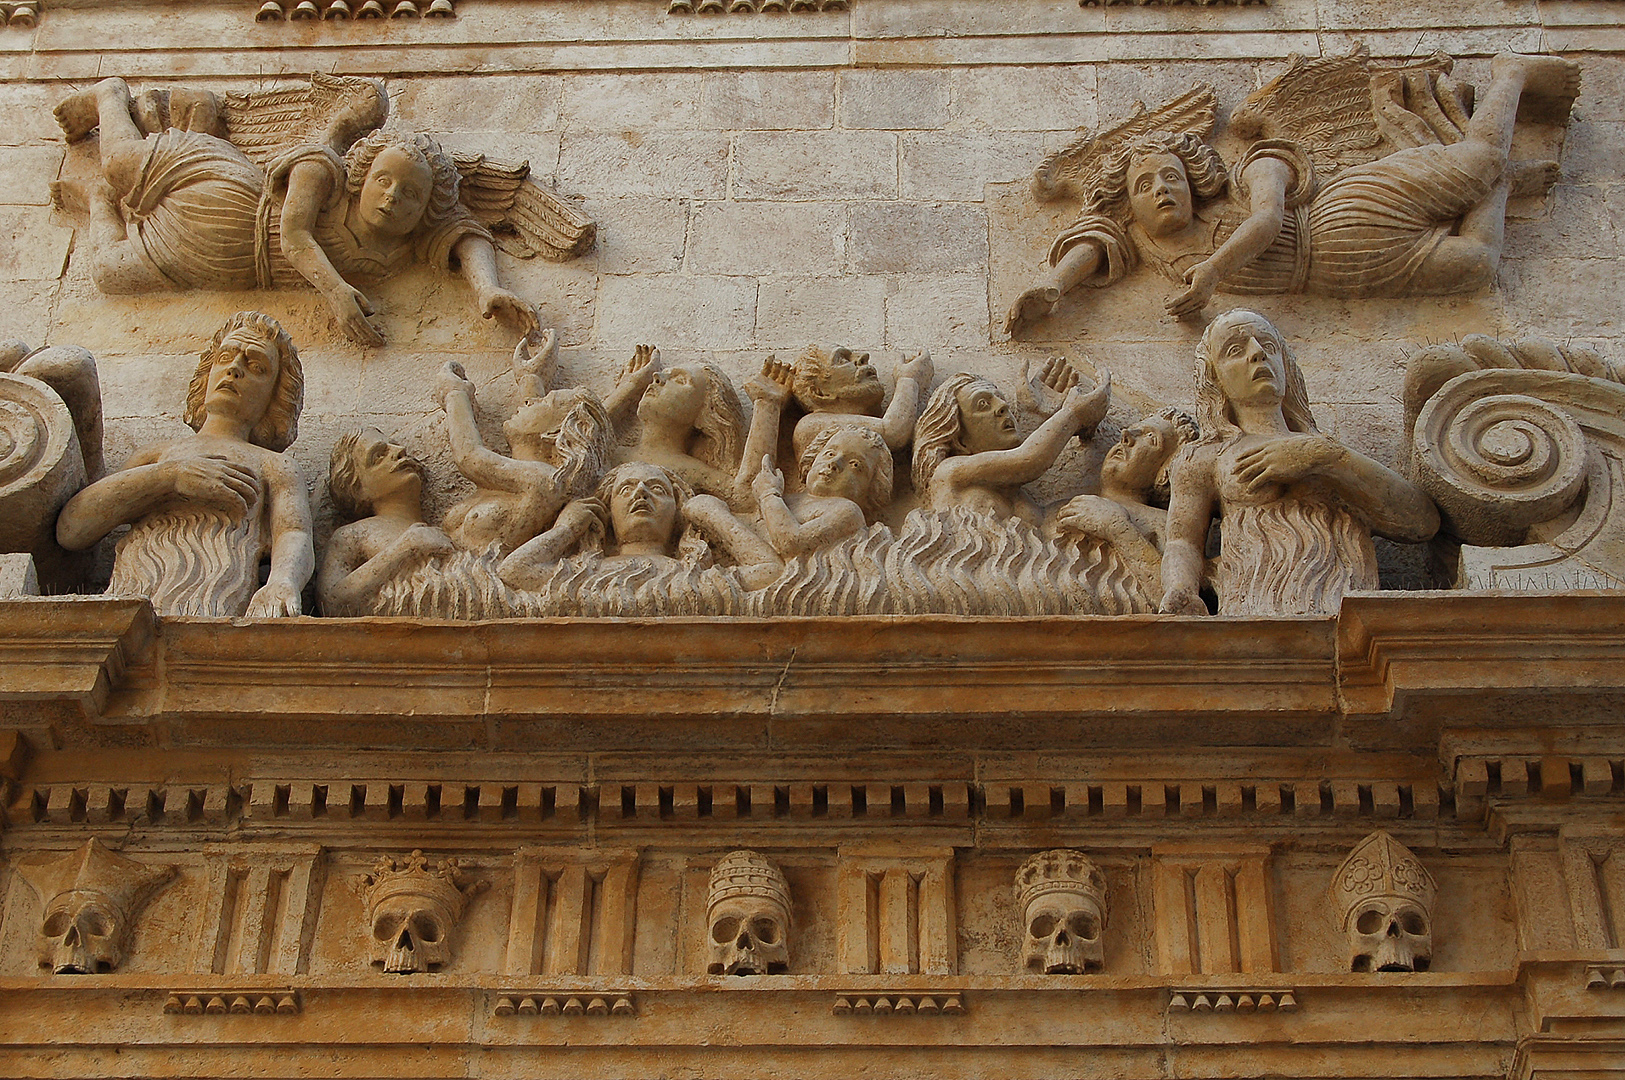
<box><xmin>1022</xmin><ymin>892</ymin><xmax>1105</xmax><ymax>974</ymax></box>
<box><xmin>707</xmin><ymin>895</ymin><xmax>790</xmax><ymax>976</ymax></box>
<box><xmin>371</xmin><ymin>898</ymin><xmax>453</xmax><ymax>974</ymax></box>
<box><xmin>1349</xmin><ymin>897</ymin><xmax>1432</xmax><ymax>973</ymax></box>
<box><xmin>706</xmin><ymin>850</ymin><xmax>792</xmax><ymax>977</ymax></box>
<box><xmin>1014</xmin><ymin>849</ymin><xmax>1109</xmax><ymax>975</ymax></box>
<box><xmin>40</xmin><ymin>890</ymin><xmax>124</xmax><ymax>974</ymax></box>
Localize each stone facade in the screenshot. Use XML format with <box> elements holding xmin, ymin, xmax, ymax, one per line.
<box><xmin>0</xmin><ymin>1</ymin><xmax>1623</xmax><ymax>1078</ymax></box>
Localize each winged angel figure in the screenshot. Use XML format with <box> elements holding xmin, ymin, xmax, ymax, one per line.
<box><xmin>1006</xmin><ymin>50</ymin><xmax>1580</xmax><ymax>335</ymax></box>
<box><xmin>53</xmin><ymin>74</ymin><xmax>594</xmax><ymax>345</ymax></box>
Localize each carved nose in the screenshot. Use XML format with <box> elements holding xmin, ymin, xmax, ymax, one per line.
<box><xmin>1055</xmin><ymin>930</ymin><xmax>1070</xmax><ymax>945</ymax></box>
<box><xmin>397</xmin><ymin>928</ymin><xmax>414</xmax><ymax>949</ymax></box>
<box><xmin>736</xmin><ymin>931</ymin><xmax>752</xmax><ymax>949</ymax></box>
<box><xmin>1386</xmin><ymin>920</ymin><xmax>1401</xmax><ymax>938</ymax></box>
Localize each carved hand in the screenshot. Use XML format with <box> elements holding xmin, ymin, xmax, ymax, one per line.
<box><xmin>400</xmin><ymin>522</ymin><xmax>457</xmax><ymax>561</ymax></box>
<box><xmin>1158</xmin><ymin>586</ymin><xmax>1209</xmax><ymax>617</ymax></box>
<box><xmin>1055</xmin><ymin>494</ymin><xmax>1133</xmax><ymax>541</ymax></box>
<box><xmin>1232</xmin><ymin>435</ymin><xmax>1346</xmax><ymax>496</ymax></box>
<box><xmin>1004</xmin><ymin>285</ymin><xmax>1061</xmax><ymax>337</ymax></box>
<box><xmin>559</xmin><ymin>497</ymin><xmax>607</xmax><ymax>536</ymax></box>
<box><xmin>328</xmin><ymin>283</ymin><xmax>383</xmax><ymax>346</ymax></box>
<box><xmin>480</xmin><ymin>288</ymin><xmax>542</xmax><ymax>338</ymax></box>
<box><xmin>1062</xmin><ymin>367</ymin><xmax>1111</xmax><ymax>431</ymax></box>
<box><xmin>745</xmin><ymin>355</ymin><xmax>793</xmax><ymax>407</ymax></box>
<box><xmin>896</xmin><ymin>349</ymin><xmax>934</xmax><ymax>386</ymax></box>
<box><xmin>1166</xmin><ymin>261</ymin><xmax>1220</xmax><ymax>319</ymax></box>
<box><xmin>751</xmin><ymin>456</ymin><xmax>785</xmax><ymax>504</ymax></box>
<box><xmin>433</xmin><ymin>361</ymin><xmax>478</xmax><ymax>410</ymax></box>
<box><xmin>513</xmin><ymin>328</ymin><xmax>557</xmax><ymax>381</ymax></box>
<box><xmin>169</xmin><ymin>456</ymin><xmax>259</xmax><ymax>519</ymax></box>
<box><xmin>617</xmin><ymin>344</ymin><xmax>661</xmax><ymax>395</ymax></box>
<box><xmin>244</xmin><ymin>579</ymin><xmax>302</xmax><ymax>618</ymax></box>
<box><xmin>1022</xmin><ymin>355</ymin><xmax>1079</xmax><ymax>418</ymax></box>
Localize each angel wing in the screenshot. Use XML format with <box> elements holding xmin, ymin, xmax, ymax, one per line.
<box><xmin>1229</xmin><ymin>47</ymin><xmax>1461</xmax><ymax>176</ymax></box>
<box><xmin>452</xmin><ymin>153</ymin><xmax>596</xmax><ymax>262</ymax></box>
<box><xmin>221</xmin><ymin>72</ymin><xmax>388</xmax><ymax>169</ymax></box>
<box><xmin>1032</xmin><ymin>85</ymin><xmax>1218</xmax><ymax>204</ymax></box>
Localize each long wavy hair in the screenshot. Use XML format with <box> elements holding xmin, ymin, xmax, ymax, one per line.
<box><xmin>1090</xmin><ymin>131</ymin><xmax>1229</xmax><ymax>221</ymax></box>
<box><xmin>689</xmin><ymin>364</ymin><xmax>747</xmax><ymax>473</ymax></box>
<box><xmin>799</xmin><ymin>422</ymin><xmax>894</xmax><ymax>521</ymax></box>
<box><xmin>912</xmin><ymin>372</ymin><xmax>1000</xmax><ymax>491</ymax></box>
<box><xmin>344</xmin><ymin>129</ymin><xmax>463</xmax><ymax>234</ymax></box>
<box><xmin>519</xmin><ymin>388</ymin><xmax>613</xmax><ymax>500</ymax></box>
<box><xmin>184</xmin><ymin>311</ymin><xmax>303</xmax><ymax>452</ymax></box>
<box><xmin>1193</xmin><ymin>310</ymin><xmax>1317</xmax><ymax>445</ymax></box>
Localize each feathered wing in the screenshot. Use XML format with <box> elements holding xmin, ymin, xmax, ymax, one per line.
<box><xmin>221</xmin><ymin>72</ymin><xmax>388</xmax><ymax>169</ymax></box>
<box><xmin>1032</xmin><ymin>85</ymin><xmax>1218</xmax><ymax>204</ymax></box>
<box><xmin>1229</xmin><ymin>47</ymin><xmax>1462</xmax><ymax>176</ymax></box>
<box><xmin>452</xmin><ymin>152</ymin><xmax>597</xmax><ymax>261</ymax></box>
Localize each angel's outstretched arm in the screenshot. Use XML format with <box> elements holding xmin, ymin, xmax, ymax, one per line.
<box><xmin>1166</xmin><ymin>156</ymin><xmax>1291</xmax><ymax>318</ymax></box>
<box><xmin>280</xmin><ymin>160</ymin><xmax>383</xmax><ymax>346</ymax></box>
<box><xmin>453</xmin><ymin>234</ymin><xmax>541</xmax><ymax>338</ymax></box>
<box><xmin>1006</xmin><ymin>243</ymin><xmax>1103</xmax><ymax>336</ymax></box>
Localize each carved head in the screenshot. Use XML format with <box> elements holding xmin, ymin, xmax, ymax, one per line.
<box><xmin>503</xmin><ymin>386</ymin><xmax>612</xmax><ymax>498</ymax></box>
<box><xmin>328</xmin><ymin>427</ymin><xmax>426</xmax><ymax>520</ymax></box>
<box><xmin>597</xmin><ymin>461</ymin><xmax>692</xmax><ymax>553</ymax></box>
<box><xmin>636</xmin><ymin>362</ymin><xmax>747</xmax><ymax>472</ymax></box>
<box><xmin>1094</xmin><ymin>130</ymin><xmax>1228</xmax><ymax>225</ymax></box>
<box><xmin>344</xmin><ymin>130</ymin><xmax>463</xmax><ymax>235</ymax></box>
<box><xmin>1332</xmin><ymin>831</ymin><xmax>1437</xmax><ymax>973</ymax></box>
<box><xmin>791</xmin><ymin>346</ymin><xmax>884</xmax><ymax>416</ymax></box>
<box><xmin>798</xmin><ymin>423</ymin><xmax>893</xmax><ymax>520</ymax></box>
<box><xmin>1101</xmin><ymin>407</ymin><xmax>1199</xmax><ymax>503</ymax></box>
<box><xmin>362</xmin><ymin>851</ymin><xmax>480</xmax><ymax>974</ymax></box>
<box><xmin>184</xmin><ymin>312</ymin><xmax>303</xmax><ymax>452</ymax></box>
<box><xmin>1015</xmin><ymin>849</ymin><xmax>1108</xmax><ymax>974</ymax></box>
<box><xmin>706</xmin><ymin>850</ymin><xmax>791</xmax><ymax>976</ymax></box>
<box><xmin>912</xmin><ymin>372</ymin><xmax>1012</xmax><ymax>490</ymax></box>
<box><xmin>1193</xmin><ymin>310</ymin><xmax>1317</xmax><ymax>443</ymax></box>
<box><xmin>16</xmin><ymin>839</ymin><xmax>175</xmax><ymax>975</ymax></box>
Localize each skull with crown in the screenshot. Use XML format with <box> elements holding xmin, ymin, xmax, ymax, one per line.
<box><xmin>706</xmin><ymin>850</ymin><xmax>792</xmax><ymax>976</ymax></box>
<box><xmin>362</xmin><ymin>851</ymin><xmax>481</xmax><ymax>974</ymax></box>
<box><xmin>1332</xmin><ymin>830</ymin><xmax>1437</xmax><ymax>973</ymax></box>
<box><xmin>1015</xmin><ymin>849</ymin><xmax>1109</xmax><ymax>974</ymax></box>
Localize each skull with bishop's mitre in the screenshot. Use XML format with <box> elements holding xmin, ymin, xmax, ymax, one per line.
<box><xmin>1332</xmin><ymin>830</ymin><xmax>1437</xmax><ymax>973</ymax></box>
<box><xmin>706</xmin><ymin>850</ymin><xmax>792</xmax><ymax>976</ymax></box>
<box><xmin>16</xmin><ymin>838</ymin><xmax>175</xmax><ymax>975</ymax></box>
<box><xmin>1015</xmin><ymin>849</ymin><xmax>1109</xmax><ymax>974</ymax></box>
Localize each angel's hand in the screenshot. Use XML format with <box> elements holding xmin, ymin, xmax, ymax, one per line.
<box><xmin>1004</xmin><ymin>285</ymin><xmax>1061</xmax><ymax>337</ymax></box>
<box><xmin>1166</xmin><ymin>262</ymin><xmax>1220</xmax><ymax>319</ymax></box>
<box><xmin>480</xmin><ymin>288</ymin><xmax>542</xmax><ymax>337</ymax></box>
<box><xmin>896</xmin><ymin>350</ymin><xmax>933</xmax><ymax>385</ymax></box>
<box><xmin>328</xmin><ymin>283</ymin><xmax>383</xmax><ymax>346</ymax></box>
<box><xmin>434</xmin><ymin>361</ymin><xmax>478</xmax><ymax>410</ymax></box>
<box><xmin>617</xmin><ymin>345</ymin><xmax>661</xmax><ymax>394</ymax></box>
<box><xmin>745</xmin><ymin>355</ymin><xmax>793</xmax><ymax>407</ymax></box>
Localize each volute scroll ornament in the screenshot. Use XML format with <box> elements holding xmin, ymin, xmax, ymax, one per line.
<box><xmin>15</xmin><ymin>838</ymin><xmax>176</xmax><ymax>975</ymax></box>
<box><xmin>1015</xmin><ymin>849</ymin><xmax>1108</xmax><ymax>974</ymax></box>
<box><xmin>1332</xmin><ymin>831</ymin><xmax>1436</xmax><ymax>973</ymax></box>
<box><xmin>362</xmin><ymin>851</ymin><xmax>483</xmax><ymax>975</ymax></box>
<box><xmin>706</xmin><ymin>850</ymin><xmax>792</xmax><ymax>976</ymax></box>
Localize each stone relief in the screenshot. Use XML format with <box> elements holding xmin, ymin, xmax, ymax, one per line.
<box><xmin>1404</xmin><ymin>334</ymin><xmax>1625</xmax><ymax>590</ymax></box>
<box><xmin>257</xmin><ymin>0</ymin><xmax>454</xmax><ymax>19</ymax></box>
<box><xmin>1006</xmin><ymin>50</ymin><xmax>1580</xmax><ymax>335</ymax></box>
<box><xmin>14</xmin><ymin>838</ymin><xmax>175</xmax><ymax>975</ymax></box>
<box><xmin>55</xmin><ymin>311</ymin><xmax>314</xmax><ymax>617</ymax></box>
<box><xmin>0</xmin><ymin>2</ymin><xmax>37</xmax><ymax>28</ymax></box>
<box><xmin>1332</xmin><ymin>831</ymin><xmax>1436</xmax><ymax>973</ymax></box>
<box><xmin>1160</xmin><ymin>310</ymin><xmax>1438</xmax><ymax>616</ymax></box>
<box><xmin>707</xmin><ymin>850</ymin><xmax>792</xmax><ymax>976</ymax></box>
<box><xmin>362</xmin><ymin>851</ymin><xmax>483</xmax><ymax>975</ymax></box>
<box><xmin>1015</xmin><ymin>849</ymin><xmax>1108</xmax><ymax>974</ymax></box>
<box><xmin>668</xmin><ymin>0</ymin><xmax>849</xmax><ymax>12</ymax></box>
<box><xmin>52</xmin><ymin>73</ymin><xmax>591</xmax><ymax>345</ymax></box>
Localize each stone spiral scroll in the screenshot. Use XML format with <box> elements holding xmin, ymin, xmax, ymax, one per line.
<box><xmin>0</xmin><ymin>371</ymin><xmax>88</xmax><ymax>574</ymax></box>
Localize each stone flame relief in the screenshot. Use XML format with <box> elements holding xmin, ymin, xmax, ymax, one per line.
<box><xmin>14</xmin><ymin>838</ymin><xmax>175</xmax><ymax>975</ymax></box>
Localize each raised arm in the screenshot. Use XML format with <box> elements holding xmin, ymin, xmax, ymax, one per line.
<box><xmin>279</xmin><ymin>160</ymin><xmax>383</xmax><ymax>346</ymax></box>
<box><xmin>244</xmin><ymin>453</ymin><xmax>315</xmax><ymax>617</ymax></box>
<box><xmin>941</xmin><ymin>374</ymin><xmax>1110</xmax><ymax>491</ymax></box>
<box><xmin>56</xmin><ymin>447</ymin><xmax>257</xmax><ymax>551</ymax></box>
<box><xmin>604</xmin><ymin>345</ymin><xmax>659</xmax><ymax>432</ymax></box>
<box><xmin>732</xmin><ymin>357</ymin><xmax>793</xmax><ymax>504</ymax></box>
<box><xmin>878</xmin><ymin>351</ymin><xmax>933</xmax><ymax>451</ymax></box>
<box><xmin>433</xmin><ymin>362</ymin><xmax>530</xmax><ymax>492</ymax></box>
<box><xmin>1158</xmin><ymin>446</ymin><xmax>1218</xmax><ymax>615</ymax></box>
<box><xmin>453</xmin><ymin>233</ymin><xmax>541</xmax><ymax>339</ymax></box>
<box><xmin>1167</xmin><ymin>155</ymin><xmax>1291</xmax><ymax>318</ymax></box>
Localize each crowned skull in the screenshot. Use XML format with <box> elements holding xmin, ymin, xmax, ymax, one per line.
<box><xmin>1015</xmin><ymin>849</ymin><xmax>1109</xmax><ymax>974</ymax></box>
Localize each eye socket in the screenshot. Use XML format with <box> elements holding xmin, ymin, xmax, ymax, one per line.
<box><xmin>750</xmin><ymin>918</ymin><xmax>780</xmax><ymax>945</ymax></box>
<box><xmin>1399</xmin><ymin>912</ymin><xmax>1428</xmax><ymax>936</ymax></box>
<box><xmin>1028</xmin><ymin>914</ymin><xmax>1057</xmax><ymax>939</ymax></box>
<box><xmin>1355</xmin><ymin>909</ymin><xmax>1384</xmax><ymax>935</ymax></box>
<box><xmin>43</xmin><ymin>912</ymin><xmax>70</xmax><ymax>937</ymax></box>
<box><xmin>711</xmin><ymin>916</ymin><xmax>740</xmax><ymax>945</ymax></box>
<box><xmin>82</xmin><ymin>911</ymin><xmax>113</xmax><ymax>937</ymax></box>
<box><xmin>1067</xmin><ymin>912</ymin><xmax>1100</xmax><ymax>941</ymax></box>
<box><xmin>372</xmin><ymin>915</ymin><xmax>402</xmax><ymax>942</ymax></box>
<box><xmin>410</xmin><ymin>915</ymin><xmax>442</xmax><ymax>944</ymax></box>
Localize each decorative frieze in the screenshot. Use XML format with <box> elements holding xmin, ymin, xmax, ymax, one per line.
<box><xmin>163</xmin><ymin>990</ymin><xmax>301</xmax><ymax>1015</ymax></box>
<box><xmin>667</xmin><ymin>0</ymin><xmax>848</xmax><ymax>13</ymax></box>
<box><xmin>1168</xmin><ymin>988</ymin><xmax>1297</xmax><ymax>1012</ymax></box>
<box><xmin>832</xmin><ymin>992</ymin><xmax>964</xmax><ymax>1015</ymax></box>
<box><xmin>493</xmin><ymin>992</ymin><xmax>635</xmax><ymax>1016</ymax></box>
<box><xmin>256</xmin><ymin>0</ymin><xmax>452</xmax><ymax>19</ymax></box>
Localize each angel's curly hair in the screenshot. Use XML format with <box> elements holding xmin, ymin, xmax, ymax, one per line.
<box><xmin>1090</xmin><ymin>131</ymin><xmax>1229</xmax><ymax>219</ymax></box>
<box><xmin>184</xmin><ymin>311</ymin><xmax>303</xmax><ymax>453</ymax></box>
<box><xmin>344</xmin><ymin>130</ymin><xmax>463</xmax><ymax>233</ymax></box>
<box><xmin>799</xmin><ymin>422</ymin><xmax>894</xmax><ymax>521</ymax></box>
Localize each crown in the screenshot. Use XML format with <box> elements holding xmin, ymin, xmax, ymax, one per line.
<box><xmin>15</xmin><ymin>838</ymin><xmax>174</xmax><ymax>918</ymax></box>
<box><xmin>1331</xmin><ymin>831</ymin><xmax>1436</xmax><ymax>927</ymax></box>
<box><xmin>362</xmin><ymin>850</ymin><xmax>479</xmax><ymax>921</ymax></box>
<box><xmin>707</xmin><ymin>850</ymin><xmax>791</xmax><ymax>917</ymax></box>
<box><xmin>1014</xmin><ymin>849</ymin><xmax>1108</xmax><ymax>918</ymax></box>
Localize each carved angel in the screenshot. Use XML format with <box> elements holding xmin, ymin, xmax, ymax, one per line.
<box><xmin>1007</xmin><ymin>50</ymin><xmax>1580</xmax><ymax>334</ymax></box>
<box><xmin>54</xmin><ymin>74</ymin><xmax>594</xmax><ymax>346</ymax></box>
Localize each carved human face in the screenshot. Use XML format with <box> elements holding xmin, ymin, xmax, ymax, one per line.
<box><xmin>607</xmin><ymin>463</ymin><xmax>679</xmax><ymax>548</ymax></box>
<box><xmin>638</xmin><ymin>364</ymin><xmax>710</xmax><ymax>429</ymax></box>
<box><xmin>1208</xmin><ymin>313</ymin><xmax>1286</xmax><ymax>408</ymax></box>
<box><xmin>707</xmin><ymin>897</ymin><xmax>789</xmax><ymax>975</ymax></box>
<box><xmin>1101</xmin><ymin>415</ymin><xmax>1177</xmax><ymax>498</ymax></box>
<box><xmin>505</xmin><ymin>389</ymin><xmax>578</xmax><ymax>463</ymax></box>
<box><xmin>205</xmin><ymin>327</ymin><xmax>281</xmax><ymax>427</ymax></box>
<box><xmin>1349</xmin><ymin>897</ymin><xmax>1431</xmax><ymax>973</ymax></box>
<box><xmin>814</xmin><ymin>348</ymin><xmax>885</xmax><ymax>415</ymax></box>
<box><xmin>353</xmin><ymin>428</ymin><xmax>422</xmax><ymax>505</ymax></box>
<box><xmin>954</xmin><ymin>382</ymin><xmax>1019</xmax><ymax>455</ymax></box>
<box><xmin>1022</xmin><ymin>891</ymin><xmax>1105</xmax><ymax>974</ymax></box>
<box><xmin>805</xmin><ymin>429</ymin><xmax>881</xmax><ymax>504</ymax></box>
<box><xmin>40</xmin><ymin>890</ymin><xmax>124</xmax><ymax>974</ymax></box>
<box><xmin>1127</xmin><ymin>151</ymin><xmax>1194</xmax><ymax>238</ymax></box>
<box><xmin>357</xmin><ymin>146</ymin><xmax>433</xmax><ymax>239</ymax></box>
<box><xmin>370</xmin><ymin>897</ymin><xmax>453</xmax><ymax>974</ymax></box>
